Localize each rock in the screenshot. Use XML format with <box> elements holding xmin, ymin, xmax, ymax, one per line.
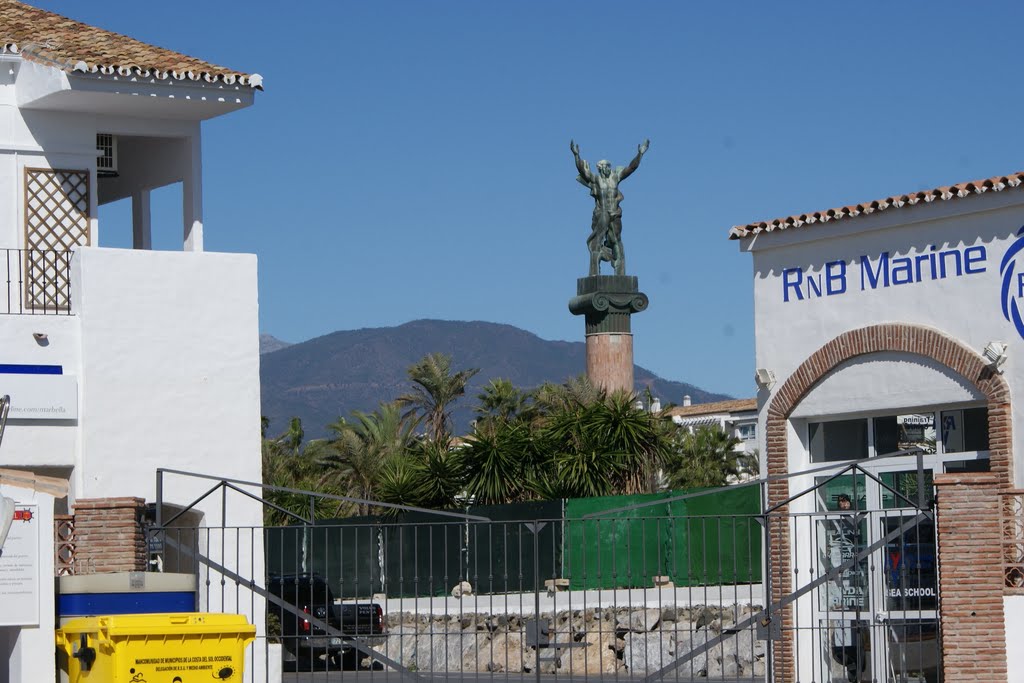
<box><xmin>451</xmin><ymin>581</ymin><xmax>473</xmax><ymax>598</ymax></box>
<box><xmin>672</xmin><ymin>628</ymin><xmax>710</xmax><ymax>676</ymax></box>
<box><xmin>719</xmin><ymin>627</ymin><xmax>763</xmax><ymax>665</ymax></box>
<box><xmin>381</xmin><ymin>626</ymin><xmax>483</xmax><ymax>673</ymax></box>
<box><xmin>565</xmin><ymin>627</ymin><xmax>620</xmax><ymax>675</ymax></box>
<box><xmin>693</xmin><ymin>606</ymin><xmax>716</xmax><ymax>628</ymax></box>
<box><xmin>752</xmin><ymin>659</ymin><xmax>766</xmax><ymax>676</ymax></box>
<box><xmin>660</xmin><ymin>606</ymin><xmax>682</xmax><ymax>623</ymax></box>
<box><xmin>465</xmin><ymin>630</ymin><xmax>527</xmax><ymax>673</ymax></box>
<box><xmin>707</xmin><ymin>652</ymin><xmax>743</xmax><ymax>677</ymax></box>
<box><xmin>623</xmin><ymin>631</ymin><xmax>674</xmax><ymax>674</ymax></box>
<box><xmin>616</xmin><ymin>608</ymin><xmax>661</xmax><ymax>632</ymax></box>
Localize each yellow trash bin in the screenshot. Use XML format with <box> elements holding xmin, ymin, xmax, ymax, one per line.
<box><xmin>56</xmin><ymin>613</ymin><xmax>256</xmax><ymax>683</ymax></box>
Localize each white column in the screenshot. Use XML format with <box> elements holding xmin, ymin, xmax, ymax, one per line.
<box><xmin>131</xmin><ymin>189</ymin><xmax>152</xmax><ymax>250</ymax></box>
<box><xmin>182</xmin><ymin>132</ymin><xmax>203</xmax><ymax>252</ymax></box>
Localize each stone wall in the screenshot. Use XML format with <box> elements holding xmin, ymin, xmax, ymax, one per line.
<box><xmin>378</xmin><ymin>604</ymin><xmax>765</xmax><ymax>676</ymax></box>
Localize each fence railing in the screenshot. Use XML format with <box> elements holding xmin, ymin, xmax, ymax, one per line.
<box><xmin>1002</xmin><ymin>490</ymin><xmax>1024</xmax><ymax>590</ymax></box>
<box><xmin>1</xmin><ymin>248</ymin><xmax>74</xmax><ymax>315</ymax></box>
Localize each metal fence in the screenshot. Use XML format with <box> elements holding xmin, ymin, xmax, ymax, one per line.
<box><xmin>0</xmin><ymin>248</ymin><xmax>74</xmax><ymax>314</ymax></box>
<box><xmin>157</xmin><ymin>514</ymin><xmax>767</xmax><ymax>683</ymax></box>
<box><xmin>149</xmin><ymin>463</ymin><xmax>942</xmax><ymax>683</ymax></box>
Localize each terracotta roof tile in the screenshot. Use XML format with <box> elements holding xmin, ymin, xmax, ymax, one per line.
<box><xmin>0</xmin><ymin>0</ymin><xmax>261</xmax><ymax>88</ymax></box>
<box><xmin>729</xmin><ymin>171</ymin><xmax>1024</xmax><ymax>240</ymax></box>
<box><xmin>663</xmin><ymin>397</ymin><xmax>757</xmax><ymax>418</ymax></box>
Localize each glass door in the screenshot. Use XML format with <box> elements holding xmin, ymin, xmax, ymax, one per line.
<box><xmin>869</xmin><ymin>465</ymin><xmax>939</xmax><ymax>683</ymax></box>
<box><xmin>811</xmin><ymin>466</ymin><xmax>940</xmax><ymax>682</ymax></box>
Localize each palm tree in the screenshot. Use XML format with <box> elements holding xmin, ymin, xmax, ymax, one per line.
<box><xmin>318</xmin><ymin>402</ymin><xmax>418</xmax><ymax>515</ymax></box>
<box><xmin>397</xmin><ymin>353</ymin><xmax>479</xmax><ymax>444</ymax></box>
<box><xmin>533</xmin><ymin>375</ymin><xmax>603</xmax><ymax>416</ymax></box>
<box><xmin>261</xmin><ymin>417</ymin><xmax>338</xmax><ymax>525</ymax></box>
<box><xmin>538</xmin><ymin>392</ymin><xmax>671</xmax><ymax>497</ymax></box>
<box><xmin>663</xmin><ymin>425</ymin><xmax>746</xmax><ymax>489</ymax></box>
<box><xmin>462</xmin><ymin>420</ymin><xmax>540</xmax><ymax>505</ymax></box>
<box><xmin>474</xmin><ymin>378</ymin><xmax>531</xmax><ymax>426</ymax></box>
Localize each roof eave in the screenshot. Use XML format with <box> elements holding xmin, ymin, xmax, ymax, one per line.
<box><xmin>16</xmin><ymin>58</ymin><xmax>255</xmax><ymax>121</ymax></box>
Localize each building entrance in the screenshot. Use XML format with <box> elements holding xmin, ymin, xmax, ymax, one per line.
<box><xmin>791</xmin><ymin>406</ymin><xmax>989</xmax><ymax>683</ymax></box>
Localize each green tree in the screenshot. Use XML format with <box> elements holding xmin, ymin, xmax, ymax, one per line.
<box><xmin>663</xmin><ymin>425</ymin><xmax>746</xmax><ymax>489</ymax></box>
<box><xmin>318</xmin><ymin>402</ymin><xmax>418</xmax><ymax>515</ymax></box>
<box><xmin>461</xmin><ymin>419</ymin><xmax>541</xmax><ymax>505</ymax></box>
<box><xmin>474</xmin><ymin>378</ymin><xmax>532</xmax><ymax>426</ymax></box>
<box><xmin>538</xmin><ymin>392</ymin><xmax>671</xmax><ymax>498</ymax></box>
<box><xmin>261</xmin><ymin>418</ymin><xmax>338</xmax><ymax>525</ymax></box>
<box><xmin>377</xmin><ymin>441</ymin><xmax>467</xmax><ymax>512</ymax></box>
<box><xmin>398</xmin><ymin>353</ymin><xmax>479</xmax><ymax>444</ymax></box>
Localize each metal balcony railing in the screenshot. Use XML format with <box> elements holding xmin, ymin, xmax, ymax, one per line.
<box><xmin>1</xmin><ymin>248</ymin><xmax>74</xmax><ymax>315</ymax></box>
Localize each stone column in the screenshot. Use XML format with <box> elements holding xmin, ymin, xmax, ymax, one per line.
<box><xmin>568</xmin><ymin>275</ymin><xmax>648</xmax><ymax>394</ymax></box>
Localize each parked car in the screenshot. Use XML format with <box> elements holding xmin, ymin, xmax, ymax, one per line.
<box><xmin>267</xmin><ymin>573</ymin><xmax>385</xmax><ymax>670</ymax></box>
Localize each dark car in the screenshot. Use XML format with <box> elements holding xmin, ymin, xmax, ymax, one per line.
<box><xmin>267</xmin><ymin>573</ymin><xmax>385</xmax><ymax>670</ymax></box>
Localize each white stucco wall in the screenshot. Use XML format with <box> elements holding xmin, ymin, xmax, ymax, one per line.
<box><xmin>0</xmin><ymin>315</ymin><xmax>80</xmax><ymax>473</ymax></box>
<box><xmin>745</xmin><ymin>194</ymin><xmax>1024</xmax><ymax>486</ymax></box>
<box><xmin>741</xmin><ymin>189</ymin><xmax>1024</xmax><ymax>681</ymax></box>
<box><xmin>75</xmin><ymin>246</ymin><xmax>262</xmax><ymax>506</ymax></box>
<box><xmin>0</xmin><ymin>53</ymin><xmax>264</xmax><ymax>683</ymax></box>
<box><xmin>1006</xmin><ymin>595</ymin><xmax>1024</xmax><ymax>682</ymax></box>
<box><xmin>75</xmin><ymin>246</ymin><xmax>267</xmax><ymax>679</ymax></box>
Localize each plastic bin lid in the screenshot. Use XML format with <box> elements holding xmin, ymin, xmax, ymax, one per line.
<box><xmin>58</xmin><ymin>613</ymin><xmax>255</xmax><ymax>637</ymax></box>
<box><xmin>58</xmin><ymin>572</ymin><xmax>196</xmax><ymax>594</ymax></box>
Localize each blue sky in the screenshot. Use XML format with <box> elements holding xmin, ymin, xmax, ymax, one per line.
<box><xmin>34</xmin><ymin>1</ymin><xmax>1024</xmax><ymax>399</ymax></box>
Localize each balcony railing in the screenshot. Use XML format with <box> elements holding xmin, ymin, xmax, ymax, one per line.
<box><xmin>1</xmin><ymin>249</ymin><xmax>74</xmax><ymax>315</ymax></box>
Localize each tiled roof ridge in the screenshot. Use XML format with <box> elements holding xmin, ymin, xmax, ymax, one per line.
<box><xmin>664</xmin><ymin>397</ymin><xmax>757</xmax><ymax>417</ymax></box>
<box><xmin>729</xmin><ymin>171</ymin><xmax>1024</xmax><ymax>240</ymax></box>
<box><xmin>0</xmin><ymin>0</ymin><xmax>262</xmax><ymax>89</ymax></box>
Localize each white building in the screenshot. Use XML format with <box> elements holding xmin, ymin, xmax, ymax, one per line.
<box><xmin>734</xmin><ymin>171</ymin><xmax>1024</xmax><ymax>681</ymax></box>
<box><xmin>665</xmin><ymin>396</ymin><xmax>758</xmax><ymax>455</ymax></box>
<box><xmin>0</xmin><ymin>4</ymin><xmax>265</xmax><ymax>682</ymax></box>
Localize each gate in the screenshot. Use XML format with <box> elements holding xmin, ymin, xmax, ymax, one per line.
<box><xmin>149</xmin><ymin>455</ymin><xmax>942</xmax><ymax>682</ymax></box>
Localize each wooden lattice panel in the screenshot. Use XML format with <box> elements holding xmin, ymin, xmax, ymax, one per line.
<box><xmin>24</xmin><ymin>168</ymin><xmax>90</xmax><ymax>310</ymax></box>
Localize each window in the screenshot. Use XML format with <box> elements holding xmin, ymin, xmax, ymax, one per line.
<box><xmin>809</xmin><ymin>419</ymin><xmax>868</xmax><ymax>462</ymax></box>
<box><xmin>808</xmin><ymin>407</ymin><xmax>988</xmax><ymax>463</ymax></box>
<box><xmin>873</xmin><ymin>413</ymin><xmax>936</xmax><ymax>456</ymax></box>
<box><xmin>940</xmin><ymin>408</ymin><xmax>989</xmax><ymax>453</ymax></box>
<box><xmin>737</xmin><ymin>423</ymin><xmax>756</xmax><ymax>441</ymax></box>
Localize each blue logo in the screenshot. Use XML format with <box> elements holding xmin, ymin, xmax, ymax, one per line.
<box><xmin>1000</xmin><ymin>226</ymin><xmax>1024</xmax><ymax>340</ymax></box>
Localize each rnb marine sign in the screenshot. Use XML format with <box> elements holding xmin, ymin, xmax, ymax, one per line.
<box><xmin>779</xmin><ymin>227</ymin><xmax>1024</xmax><ymax>342</ymax></box>
<box><xmin>781</xmin><ymin>244</ymin><xmax>987</xmax><ymax>302</ymax></box>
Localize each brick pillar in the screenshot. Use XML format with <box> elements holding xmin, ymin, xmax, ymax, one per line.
<box><xmin>935</xmin><ymin>473</ymin><xmax>1008</xmax><ymax>682</ymax></box>
<box><xmin>72</xmin><ymin>497</ymin><xmax>147</xmax><ymax>573</ymax></box>
<box><xmin>586</xmin><ymin>333</ymin><xmax>634</xmax><ymax>394</ymax></box>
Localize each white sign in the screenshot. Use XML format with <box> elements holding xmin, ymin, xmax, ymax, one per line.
<box><xmin>0</xmin><ymin>503</ymin><xmax>39</xmax><ymax>625</ymax></box>
<box><xmin>0</xmin><ymin>375</ymin><xmax>77</xmax><ymax>420</ymax></box>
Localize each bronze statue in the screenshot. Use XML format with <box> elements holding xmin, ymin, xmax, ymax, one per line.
<box><xmin>570</xmin><ymin>139</ymin><xmax>649</xmax><ymax>276</ymax></box>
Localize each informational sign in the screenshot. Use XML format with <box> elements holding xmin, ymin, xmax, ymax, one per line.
<box><xmin>0</xmin><ymin>503</ymin><xmax>39</xmax><ymax>625</ymax></box>
<box><xmin>0</xmin><ymin>374</ymin><xmax>77</xmax><ymax>420</ymax></box>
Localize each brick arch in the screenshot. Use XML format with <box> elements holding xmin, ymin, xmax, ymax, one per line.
<box><xmin>765</xmin><ymin>322</ymin><xmax>1012</xmax><ymax>489</ymax></box>
<box><xmin>762</xmin><ymin>322</ymin><xmax>1012</xmax><ymax>681</ymax></box>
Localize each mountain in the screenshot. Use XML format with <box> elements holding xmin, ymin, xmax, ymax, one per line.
<box><xmin>259</xmin><ymin>319</ymin><xmax>732</xmax><ymax>439</ymax></box>
<box><xmin>259</xmin><ymin>334</ymin><xmax>292</xmax><ymax>355</ymax></box>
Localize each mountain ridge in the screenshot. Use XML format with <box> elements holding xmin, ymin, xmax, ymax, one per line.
<box><xmin>260</xmin><ymin>319</ymin><xmax>733</xmax><ymax>438</ymax></box>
